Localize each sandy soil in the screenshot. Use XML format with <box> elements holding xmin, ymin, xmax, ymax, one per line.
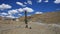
<box><xmin>0</xmin><ymin>22</ymin><xmax>60</xmax><ymax>34</ymax></box>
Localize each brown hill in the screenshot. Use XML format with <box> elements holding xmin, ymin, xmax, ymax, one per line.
<box><xmin>19</xmin><ymin>11</ymin><xmax>60</xmax><ymax>24</ymax></box>
<box><xmin>0</xmin><ymin>11</ymin><xmax>60</xmax><ymax>34</ymax></box>
<box><xmin>0</xmin><ymin>11</ymin><xmax>60</xmax><ymax>24</ymax></box>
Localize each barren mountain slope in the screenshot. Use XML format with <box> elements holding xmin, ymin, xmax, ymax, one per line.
<box><xmin>0</xmin><ymin>11</ymin><xmax>60</xmax><ymax>34</ymax></box>
<box><xmin>19</xmin><ymin>11</ymin><xmax>60</xmax><ymax>24</ymax></box>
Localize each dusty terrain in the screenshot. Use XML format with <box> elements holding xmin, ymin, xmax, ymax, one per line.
<box><xmin>0</xmin><ymin>22</ymin><xmax>60</xmax><ymax>34</ymax></box>
<box><xmin>0</xmin><ymin>11</ymin><xmax>60</xmax><ymax>34</ymax></box>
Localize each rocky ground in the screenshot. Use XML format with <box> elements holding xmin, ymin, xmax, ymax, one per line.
<box><xmin>0</xmin><ymin>11</ymin><xmax>60</xmax><ymax>34</ymax></box>
<box><xmin>0</xmin><ymin>22</ymin><xmax>60</xmax><ymax>34</ymax></box>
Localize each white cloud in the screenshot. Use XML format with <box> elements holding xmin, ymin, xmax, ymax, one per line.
<box><xmin>24</xmin><ymin>0</ymin><xmax>32</xmax><ymax>5</ymax></box>
<box><xmin>6</xmin><ymin>15</ymin><xmax>16</xmax><ymax>18</ymax></box>
<box><xmin>17</xmin><ymin>7</ymin><xmax>34</xmax><ymax>12</ymax></box>
<box><xmin>23</xmin><ymin>7</ymin><xmax>34</xmax><ymax>12</ymax></box>
<box><xmin>18</xmin><ymin>14</ymin><xmax>22</xmax><ymax>16</ymax></box>
<box><xmin>0</xmin><ymin>3</ymin><xmax>12</xmax><ymax>10</ymax></box>
<box><xmin>16</xmin><ymin>2</ymin><xmax>26</xmax><ymax>7</ymax></box>
<box><xmin>0</xmin><ymin>7</ymin><xmax>34</xmax><ymax>18</ymax></box>
<box><xmin>54</xmin><ymin>0</ymin><xmax>60</xmax><ymax>4</ymax></box>
<box><xmin>35</xmin><ymin>12</ymin><xmax>43</xmax><ymax>14</ymax></box>
<box><xmin>44</xmin><ymin>0</ymin><xmax>49</xmax><ymax>2</ymax></box>
<box><xmin>27</xmin><ymin>0</ymin><xmax>32</xmax><ymax>5</ymax></box>
<box><xmin>27</xmin><ymin>15</ymin><xmax>31</xmax><ymax>16</ymax></box>
<box><xmin>0</xmin><ymin>12</ymin><xmax>17</xmax><ymax>18</ymax></box>
<box><xmin>17</xmin><ymin>8</ymin><xmax>24</xmax><ymax>12</ymax></box>
<box><xmin>8</xmin><ymin>9</ymin><xmax>18</xmax><ymax>14</ymax></box>
<box><xmin>7</xmin><ymin>7</ymin><xmax>34</xmax><ymax>18</ymax></box>
<box><xmin>37</xmin><ymin>0</ymin><xmax>42</xmax><ymax>3</ymax></box>
<box><xmin>24</xmin><ymin>2</ymin><xmax>27</xmax><ymax>4</ymax></box>
<box><xmin>56</xmin><ymin>9</ymin><xmax>60</xmax><ymax>10</ymax></box>
<box><xmin>1</xmin><ymin>12</ymin><xmax>8</xmax><ymax>15</ymax></box>
<box><xmin>0</xmin><ymin>12</ymin><xmax>8</xmax><ymax>17</ymax></box>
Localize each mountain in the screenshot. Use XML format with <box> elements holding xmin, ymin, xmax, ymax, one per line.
<box><xmin>0</xmin><ymin>11</ymin><xmax>60</xmax><ymax>34</ymax></box>
<box><xmin>19</xmin><ymin>11</ymin><xmax>60</xmax><ymax>24</ymax></box>
<box><xmin>0</xmin><ymin>11</ymin><xmax>60</xmax><ymax>24</ymax></box>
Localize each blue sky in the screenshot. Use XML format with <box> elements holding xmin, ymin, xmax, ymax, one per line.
<box><xmin>0</xmin><ymin>0</ymin><xmax>60</xmax><ymax>18</ymax></box>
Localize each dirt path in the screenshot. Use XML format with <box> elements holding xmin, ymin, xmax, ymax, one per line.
<box><xmin>0</xmin><ymin>22</ymin><xmax>60</xmax><ymax>34</ymax></box>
